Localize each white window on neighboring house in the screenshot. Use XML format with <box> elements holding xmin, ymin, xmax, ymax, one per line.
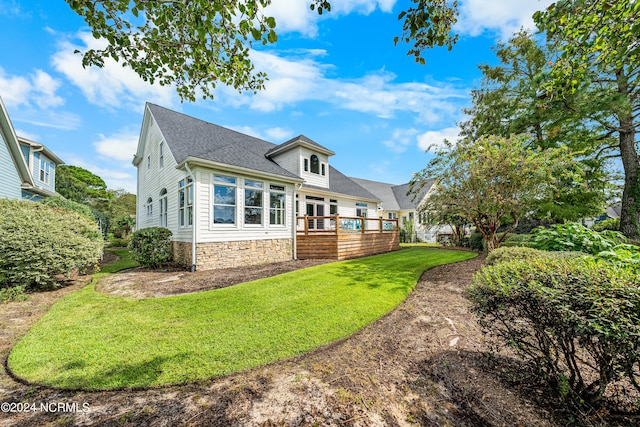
<box><xmin>269</xmin><ymin>184</ymin><xmax>286</xmax><ymax>225</ymax></box>
<box><xmin>356</xmin><ymin>202</ymin><xmax>368</xmax><ymax>218</ymax></box>
<box><xmin>159</xmin><ymin>188</ymin><xmax>168</xmax><ymax>227</ymax></box>
<box><xmin>39</xmin><ymin>158</ymin><xmax>50</xmax><ymax>184</ymax></box>
<box><xmin>178</xmin><ymin>178</ymin><xmax>193</xmax><ymax>227</ymax></box>
<box><xmin>213</xmin><ymin>175</ymin><xmax>236</xmax><ymax>225</ymax></box>
<box><xmin>146</xmin><ymin>197</ymin><xmax>153</xmax><ymax>219</ymax></box>
<box><xmin>159</xmin><ymin>142</ymin><xmax>164</xmax><ymax>169</ymax></box>
<box><xmin>388</xmin><ymin>212</ymin><xmax>397</xmax><ymax>220</ymax></box>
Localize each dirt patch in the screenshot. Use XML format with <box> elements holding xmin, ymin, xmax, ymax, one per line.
<box><xmin>96</xmin><ymin>259</ymin><xmax>331</xmax><ymax>298</ymax></box>
<box><xmin>0</xmin><ymin>250</ymin><xmax>634</xmax><ymax>426</ymax></box>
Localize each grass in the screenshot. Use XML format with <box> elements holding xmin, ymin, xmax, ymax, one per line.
<box><xmin>8</xmin><ymin>248</ymin><xmax>475</xmax><ymax>390</ymax></box>
<box><xmin>100</xmin><ymin>248</ymin><xmax>139</xmax><ymax>274</ymax></box>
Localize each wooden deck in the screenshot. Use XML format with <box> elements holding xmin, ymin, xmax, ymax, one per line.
<box><xmin>296</xmin><ymin>216</ymin><xmax>400</xmax><ymax>260</ymax></box>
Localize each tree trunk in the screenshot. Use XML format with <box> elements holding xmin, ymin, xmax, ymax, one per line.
<box><xmin>616</xmin><ymin>69</ymin><xmax>640</xmax><ymax>239</ymax></box>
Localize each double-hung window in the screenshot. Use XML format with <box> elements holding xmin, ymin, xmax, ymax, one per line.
<box><xmin>244</xmin><ymin>180</ymin><xmax>263</xmax><ymax>226</ymax></box>
<box><xmin>356</xmin><ymin>202</ymin><xmax>368</xmax><ymax>218</ymax></box>
<box><xmin>178</xmin><ymin>178</ymin><xmax>193</xmax><ymax>227</ymax></box>
<box><xmin>269</xmin><ymin>185</ymin><xmax>286</xmax><ymax>225</ymax></box>
<box><xmin>39</xmin><ymin>158</ymin><xmax>50</xmax><ymax>184</ymax></box>
<box><xmin>213</xmin><ymin>175</ymin><xmax>236</xmax><ymax>224</ymax></box>
<box><xmin>146</xmin><ymin>197</ymin><xmax>153</xmax><ymax>219</ymax></box>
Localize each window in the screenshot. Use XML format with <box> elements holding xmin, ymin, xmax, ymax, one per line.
<box><xmin>388</xmin><ymin>212</ymin><xmax>397</xmax><ymax>220</ymax></box>
<box><xmin>213</xmin><ymin>175</ymin><xmax>236</xmax><ymax>224</ymax></box>
<box><xmin>304</xmin><ymin>158</ymin><xmax>309</xmax><ymax>172</ymax></box>
<box><xmin>321</xmin><ymin>163</ymin><xmax>326</xmax><ymax>176</ymax></box>
<box><xmin>146</xmin><ymin>197</ymin><xmax>153</xmax><ymax>219</ymax></box>
<box><xmin>39</xmin><ymin>158</ymin><xmax>50</xmax><ymax>184</ymax></box>
<box><xmin>269</xmin><ymin>185</ymin><xmax>286</xmax><ymax>225</ymax></box>
<box><xmin>330</xmin><ymin>199</ymin><xmax>338</xmax><ymax>215</ymax></box>
<box><xmin>159</xmin><ymin>188</ymin><xmax>168</xmax><ymax>227</ymax></box>
<box><xmin>244</xmin><ymin>179</ymin><xmax>263</xmax><ymax>226</ymax></box>
<box><xmin>178</xmin><ymin>178</ymin><xmax>193</xmax><ymax>227</ymax></box>
<box><xmin>310</xmin><ymin>154</ymin><xmax>320</xmax><ymax>174</ymax></box>
<box><xmin>356</xmin><ymin>202</ymin><xmax>368</xmax><ymax>218</ymax></box>
<box><xmin>159</xmin><ymin>142</ymin><xmax>164</xmax><ymax>169</ymax></box>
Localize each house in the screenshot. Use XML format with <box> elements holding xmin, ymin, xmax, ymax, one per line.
<box><xmin>133</xmin><ymin>103</ymin><xmax>400</xmax><ymax>271</ymax></box>
<box><xmin>351</xmin><ymin>177</ymin><xmax>455</xmax><ymax>243</ymax></box>
<box><xmin>0</xmin><ymin>97</ymin><xmax>63</xmax><ymax>200</ymax></box>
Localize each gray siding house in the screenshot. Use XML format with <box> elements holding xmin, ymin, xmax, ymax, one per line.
<box><xmin>0</xmin><ymin>97</ymin><xmax>63</xmax><ymax>200</ymax></box>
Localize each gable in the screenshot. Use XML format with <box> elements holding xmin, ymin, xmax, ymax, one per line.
<box><xmin>0</xmin><ymin>98</ymin><xmax>33</xmax><ymax>199</ymax></box>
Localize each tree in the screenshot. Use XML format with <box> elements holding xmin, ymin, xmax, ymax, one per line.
<box><xmin>411</xmin><ymin>134</ymin><xmax>575</xmax><ymax>252</ymax></box>
<box><xmin>459</xmin><ymin>30</ymin><xmax>612</xmax><ymax>222</ymax></box>
<box><xmin>66</xmin><ymin>0</ymin><xmax>459</xmax><ymax>101</ymax></box>
<box><xmin>534</xmin><ymin>0</ymin><xmax>640</xmax><ymax>238</ymax></box>
<box><xmin>55</xmin><ymin>165</ymin><xmax>112</xmax><ymax>207</ymax></box>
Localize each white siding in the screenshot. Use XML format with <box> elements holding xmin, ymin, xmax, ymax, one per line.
<box><xmin>298</xmin><ymin>147</ymin><xmax>329</xmax><ymax>188</ymax></box>
<box><xmin>269</xmin><ymin>148</ymin><xmax>300</xmax><ymax>176</ymax></box>
<box><xmin>136</xmin><ymin>118</ymin><xmax>191</xmax><ymax>242</ymax></box>
<box><xmin>196</xmin><ymin>169</ymin><xmax>295</xmax><ymax>243</ymax></box>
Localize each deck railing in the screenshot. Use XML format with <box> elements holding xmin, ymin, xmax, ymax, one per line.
<box><xmin>296</xmin><ymin>215</ymin><xmax>399</xmax><ymax>235</ymax></box>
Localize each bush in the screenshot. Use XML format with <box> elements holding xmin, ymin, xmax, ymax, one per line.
<box><xmin>39</xmin><ymin>196</ymin><xmax>93</xmax><ymax>218</ymax></box>
<box><xmin>128</xmin><ymin>227</ymin><xmax>173</xmax><ymax>269</ymax></box>
<box><xmin>0</xmin><ymin>199</ymin><xmax>103</xmax><ymax>290</ymax></box>
<box><xmin>592</xmin><ymin>217</ymin><xmax>620</xmax><ymax>232</ymax></box>
<box><xmin>468</xmin><ymin>232</ymin><xmax>484</xmax><ymax>251</ymax></box>
<box><xmin>468</xmin><ymin>256</ymin><xmax>640</xmax><ymax>409</ymax></box>
<box><xmin>0</xmin><ymin>285</ymin><xmax>27</xmax><ymax>303</ymax></box>
<box><xmin>485</xmin><ymin>246</ymin><xmax>584</xmax><ymax>266</ymax></box>
<box><xmin>530</xmin><ymin>222</ymin><xmax>626</xmax><ymax>254</ymax></box>
<box><xmin>500</xmin><ymin>233</ymin><xmax>534</xmax><ymax>248</ymax></box>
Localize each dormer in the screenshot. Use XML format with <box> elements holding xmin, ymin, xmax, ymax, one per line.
<box><xmin>266</xmin><ymin>135</ymin><xmax>335</xmax><ymax>189</ymax></box>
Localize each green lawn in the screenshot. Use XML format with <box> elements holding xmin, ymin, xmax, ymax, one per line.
<box><xmin>100</xmin><ymin>248</ymin><xmax>139</xmax><ymax>274</ymax></box>
<box><xmin>8</xmin><ymin>248</ymin><xmax>475</xmax><ymax>390</ymax></box>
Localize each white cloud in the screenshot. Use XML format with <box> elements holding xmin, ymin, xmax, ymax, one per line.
<box><xmin>456</xmin><ymin>0</ymin><xmax>554</xmax><ymax>39</ymax></box>
<box><xmin>264</xmin><ymin>0</ymin><xmax>397</xmax><ymax>37</ymax></box>
<box><xmin>417</xmin><ymin>127</ymin><xmax>460</xmax><ymax>151</ymax></box>
<box><xmin>265</xmin><ymin>127</ymin><xmax>294</xmax><ymax>141</ymax></box>
<box><xmin>383</xmin><ymin>128</ymin><xmax>420</xmax><ymax>153</ymax></box>
<box><xmin>0</xmin><ymin>67</ymin><xmax>64</xmax><ymax>109</ymax></box>
<box><xmin>51</xmin><ymin>32</ymin><xmax>175</xmax><ymax>110</ymax></box>
<box><xmin>93</xmin><ymin>130</ymin><xmax>140</xmax><ymax>162</ymax></box>
<box><xmin>221</xmin><ymin>50</ymin><xmax>467</xmax><ymax>124</ymax></box>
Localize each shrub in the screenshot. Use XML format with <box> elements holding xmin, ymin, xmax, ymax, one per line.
<box><xmin>0</xmin><ymin>199</ymin><xmax>103</xmax><ymax>290</ymax></box>
<box><xmin>0</xmin><ymin>285</ymin><xmax>27</xmax><ymax>303</ymax></box>
<box><xmin>128</xmin><ymin>227</ymin><xmax>173</xmax><ymax>268</ymax></box>
<box><xmin>485</xmin><ymin>246</ymin><xmax>584</xmax><ymax>266</ymax></box>
<box><xmin>468</xmin><ymin>256</ymin><xmax>640</xmax><ymax>409</ymax></box>
<box><xmin>500</xmin><ymin>233</ymin><xmax>534</xmax><ymax>248</ymax></box>
<box><xmin>39</xmin><ymin>196</ymin><xmax>93</xmax><ymax>219</ymax></box>
<box><xmin>530</xmin><ymin>222</ymin><xmax>626</xmax><ymax>254</ymax></box>
<box><xmin>592</xmin><ymin>217</ymin><xmax>620</xmax><ymax>232</ymax></box>
<box><xmin>468</xmin><ymin>232</ymin><xmax>484</xmax><ymax>251</ymax></box>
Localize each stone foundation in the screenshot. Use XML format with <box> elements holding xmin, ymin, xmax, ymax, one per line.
<box><xmin>173</xmin><ymin>239</ymin><xmax>293</xmax><ymax>270</ymax></box>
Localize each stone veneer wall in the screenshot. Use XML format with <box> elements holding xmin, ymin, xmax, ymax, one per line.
<box><xmin>173</xmin><ymin>239</ymin><xmax>293</xmax><ymax>270</ymax></box>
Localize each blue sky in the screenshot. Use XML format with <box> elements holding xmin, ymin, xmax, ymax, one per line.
<box><xmin>0</xmin><ymin>0</ymin><xmax>554</xmax><ymax>193</ymax></box>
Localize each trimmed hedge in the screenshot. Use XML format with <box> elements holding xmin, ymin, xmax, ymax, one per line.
<box><xmin>0</xmin><ymin>198</ymin><xmax>103</xmax><ymax>290</ymax></box>
<box><xmin>128</xmin><ymin>227</ymin><xmax>173</xmax><ymax>268</ymax></box>
<box><xmin>468</xmin><ymin>254</ymin><xmax>640</xmax><ymax>409</ymax></box>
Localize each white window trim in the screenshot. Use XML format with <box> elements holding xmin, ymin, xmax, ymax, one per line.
<box><xmin>212</xmin><ymin>174</ymin><xmax>238</xmax><ymax>228</ymax></box>
<box><xmin>268</xmin><ymin>184</ymin><xmax>286</xmax><ymax>227</ymax></box>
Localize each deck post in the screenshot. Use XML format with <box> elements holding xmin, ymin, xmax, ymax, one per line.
<box><xmin>304</xmin><ymin>215</ymin><xmax>309</xmax><ymax>235</ymax></box>
<box><xmin>360</xmin><ymin>217</ymin><xmax>365</xmax><ymax>233</ymax></box>
<box><xmin>335</xmin><ymin>215</ymin><xmax>340</xmax><ymax>235</ymax></box>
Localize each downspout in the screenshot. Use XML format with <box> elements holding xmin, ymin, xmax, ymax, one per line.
<box><xmin>292</xmin><ymin>183</ymin><xmax>302</xmax><ymax>260</ymax></box>
<box><xmin>184</xmin><ymin>162</ymin><xmax>197</xmax><ymax>272</ymax></box>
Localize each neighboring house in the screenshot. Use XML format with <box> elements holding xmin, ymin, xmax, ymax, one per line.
<box><xmin>0</xmin><ymin>97</ymin><xmax>32</xmax><ymax>199</ymax></box>
<box><xmin>133</xmin><ymin>103</ymin><xmax>398</xmax><ymax>271</ymax></box>
<box><xmin>351</xmin><ymin>177</ymin><xmax>454</xmax><ymax>243</ymax></box>
<box><xmin>17</xmin><ymin>136</ymin><xmax>64</xmax><ymax>200</ymax></box>
<box><xmin>0</xmin><ymin>96</ymin><xmax>63</xmax><ymax>201</ymax></box>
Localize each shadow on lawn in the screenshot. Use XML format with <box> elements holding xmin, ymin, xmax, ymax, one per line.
<box><xmin>335</xmin><ymin>258</ymin><xmax>420</xmax><ymax>296</ymax></box>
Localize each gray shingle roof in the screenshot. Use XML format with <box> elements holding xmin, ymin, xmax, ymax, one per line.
<box><xmin>301</xmin><ymin>167</ymin><xmax>379</xmax><ymax>201</ymax></box>
<box><xmin>265</xmin><ymin>134</ymin><xmax>335</xmax><ymax>157</ymax></box>
<box><xmin>147</xmin><ymin>103</ymin><xmax>300</xmax><ymax>181</ymax></box>
<box><xmin>350</xmin><ymin>177</ymin><xmax>434</xmax><ymax>211</ymax></box>
<box><xmin>146</xmin><ymin>104</ymin><xmax>380</xmax><ymax>201</ymax></box>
